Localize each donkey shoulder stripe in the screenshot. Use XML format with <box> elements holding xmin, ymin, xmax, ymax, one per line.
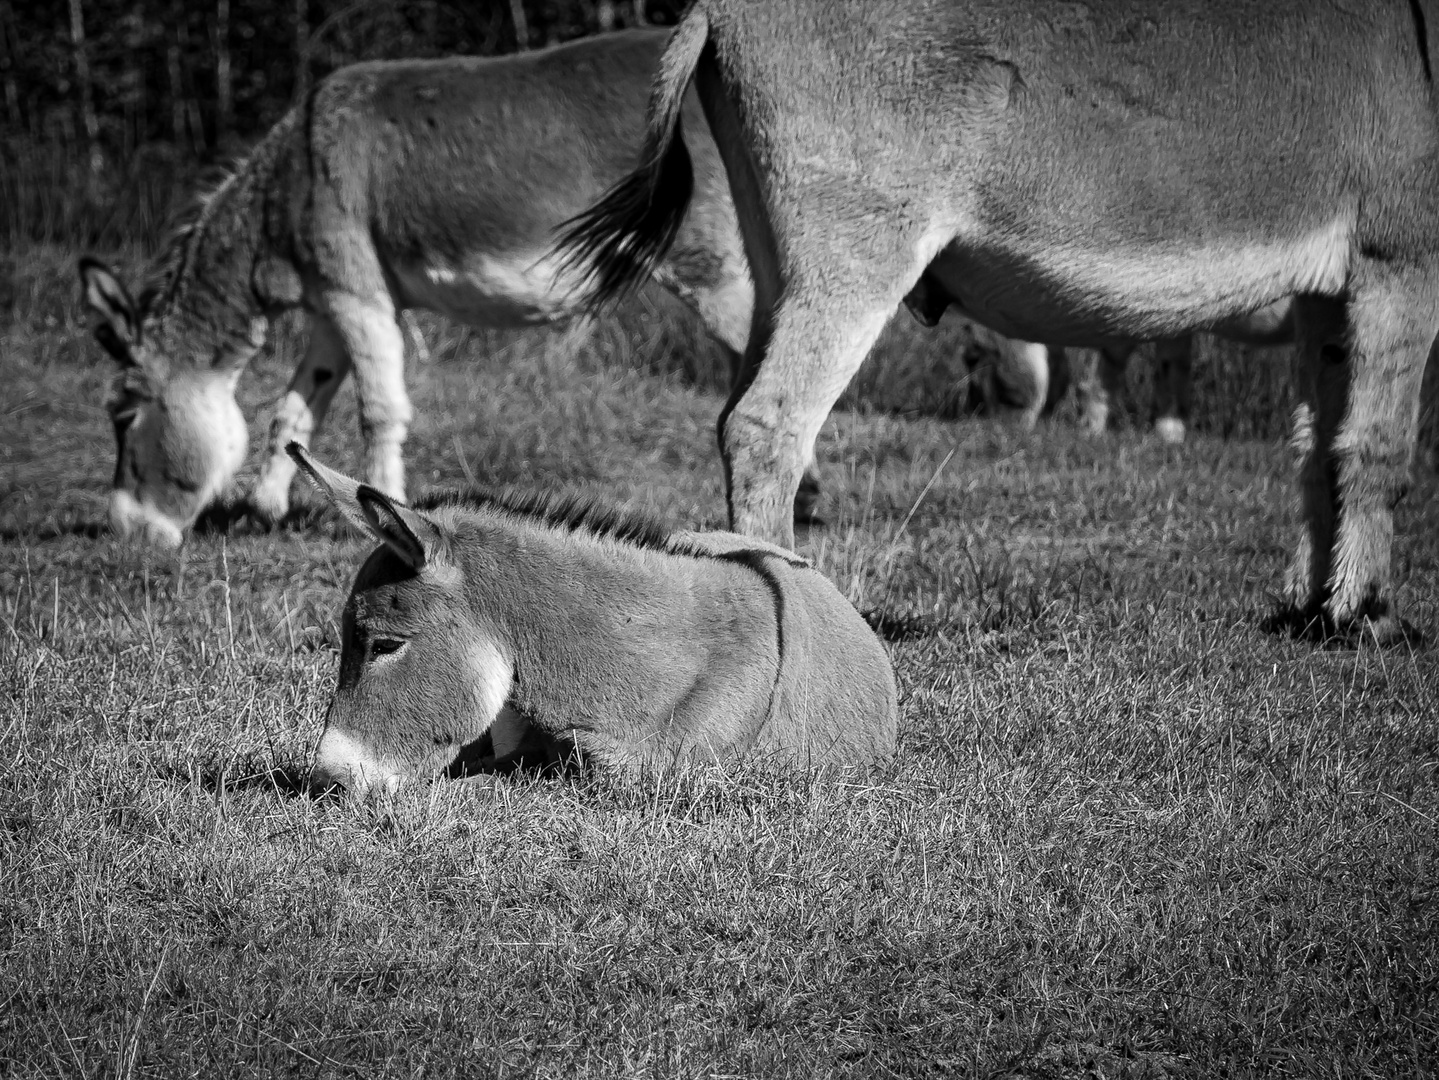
<box><xmin>666</xmin><ymin>529</ymin><xmax>810</xmax><ymax>567</ymax></box>
<box><xmin>735</xmin><ymin>551</ymin><xmax>898</xmax><ymax>763</ymax></box>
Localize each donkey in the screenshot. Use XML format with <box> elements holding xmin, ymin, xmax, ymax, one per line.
<box><xmin>560</xmin><ymin>1</ymin><xmax>1439</xmax><ymax>641</ymax></box>
<box><xmin>288</xmin><ymin>444</ymin><xmax>898</xmax><ymax>799</ymax></box>
<box><xmin>911</xmin><ymin>283</ymin><xmax>1296</xmax><ymax>443</ymax></box>
<box><xmin>1075</xmin><ymin>299</ymin><xmax>1298</xmax><ymax>443</ymax></box>
<box><xmin>78</xmin><ymin>29</ymin><xmax>754</xmax><ymax>550</ymax></box>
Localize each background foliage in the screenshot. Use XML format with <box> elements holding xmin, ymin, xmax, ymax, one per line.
<box><xmin>0</xmin><ymin>0</ymin><xmax>679</xmax><ymax>249</ymax></box>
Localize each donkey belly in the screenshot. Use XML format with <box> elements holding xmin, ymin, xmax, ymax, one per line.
<box><xmin>896</xmin><ymin>0</ymin><xmax>1426</xmax><ymax>346</ymax></box>
<box><xmin>390</xmin><ymin>251</ymin><xmax>587</xmax><ymax>328</ymax></box>
<box><xmin>926</xmin><ymin>217</ymin><xmax>1351</xmax><ymax>347</ymax></box>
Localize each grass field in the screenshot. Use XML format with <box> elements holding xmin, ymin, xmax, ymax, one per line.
<box><xmin>3</xmin><ymin>242</ymin><xmax>1438</xmax><ymax>1077</ymax></box>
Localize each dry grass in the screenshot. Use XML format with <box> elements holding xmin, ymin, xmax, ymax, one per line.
<box><xmin>3</xmin><ymin>242</ymin><xmax>1438</xmax><ymax>1078</ymax></box>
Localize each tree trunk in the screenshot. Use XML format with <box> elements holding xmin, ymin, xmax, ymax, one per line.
<box><xmin>631</xmin><ymin>1</ymin><xmax>646</xmax><ymax>25</ymax></box>
<box><xmin>507</xmin><ymin>0</ymin><xmax>528</xmax><ymax>50</ymax></box>
<box><xmin>167</xmin><ymin>35</ymin><xmax>184</xmax><ymax>144</ymax></box>
<box><xmin>125</xmin><ymin>1</ymin><xmax>145</xmax><ymax>156</ymax></box>
<box><xmin>213</xmin><ymin>0</ymin><xmax>231</xmax><ymax>145</ymax></box>
<box><xmin>169</xmin><ymin>1</ymin><xmax>204</xmax><ymax>152</ymax></box>
<box><xmin>67</xmin><ymin>0</ymin><xmax>102</xmax><ymax>174</ymax></box>
<box><xmin>293</xmin><ymin>0</ymin><xmax>309</xmax><ymax>102</ymax></box>
<box><xmin>0</xmin><ymin>0</ymin><xmax>20</xmax><ymax>131</ymax></box>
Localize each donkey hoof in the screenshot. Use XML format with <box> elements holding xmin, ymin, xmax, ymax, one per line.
<box><xmin>1154</xmin><ymin>417</ymin><xmax>1186</xmax><ymax>444</ymax></box>
<box><xmin>1080</xmin><ymin>406</ymin><xmax>1109</xmax><ymax>437</ymax></box>
<box><xmin>1259</xmin><ymin>605</ymin><xmax>1331</xmax><ymax>642</ymax></box>
<box><xmin>248</xmin><ymin>487</ymin><xmax>291</xmax><ymax>529</ymax></box>
<box><xmin>1261</xmin><ymin>604</ymin><xmax>1423</xmax><ymax>648</ymax></box>
<box><xmin>1352</xmin><ymin>612</ymin><xmax>1423</xmax><ymax>648</ymax></box>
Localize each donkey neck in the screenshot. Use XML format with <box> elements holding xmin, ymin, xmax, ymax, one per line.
<box><xmin>144</xmin><ymin>111</ymin><xmax>303</xmax><ymax>374</ymax></box>
<box><xmin>454</xmin><ymin>520</ymin><xmax>752</xmax><ymax>733</ymax></box>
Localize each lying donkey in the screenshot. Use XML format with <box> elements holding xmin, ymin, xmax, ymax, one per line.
<box><xmin>80</xmin><ymin>29</ymin><xmax>752</xmax><ymax>548</ymax></box>
<box><xmin>289</xmin><ymin>444</ymin><xmax>898</xmax><ymax>799</ymax></box>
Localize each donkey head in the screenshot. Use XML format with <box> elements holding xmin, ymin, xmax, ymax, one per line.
<box><xmin>289</xmin><ymin>444</ymin><xmax>515</xmax><ymax>799</ymax></box>
<box><xmin>79</xmin><ymin>258</ymin><xmax>250</xmax><ymax>549</ymax></box>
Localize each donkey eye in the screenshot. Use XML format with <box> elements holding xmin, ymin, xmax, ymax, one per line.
<box><xmin>369</xmin><ymin>637</ymin><xmax>407</xmax><ymax>660</ymax></box>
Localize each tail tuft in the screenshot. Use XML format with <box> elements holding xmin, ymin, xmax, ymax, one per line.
<box><xmin>554</xmin><ymin>128</ymin><xmax>696</xmax><ymax>312</ymax></box>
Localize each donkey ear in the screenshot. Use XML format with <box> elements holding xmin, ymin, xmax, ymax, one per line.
<box><xmin>356</xmin><ymin>487</ymin><xmax>439</xmax><ymax>572</ymax></box>
<box><xmin>79</xmin><ymin>257</ymin><xmax>140</xmax><ymax>353</ymax></box>
<box><xmin>286</xmin><ymin>443</ymin><xmax>439</xmax><ymax>569</ymax></box>
<box><xmin>286</xmin><ymin>442</ymin><xmax>372</xmax><ymax>533</ymax></box>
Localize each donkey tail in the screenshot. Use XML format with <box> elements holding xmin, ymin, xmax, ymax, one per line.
<box><xmin>554</xmin><ymin>6</ymin><xmax>710</xmax><ymax>309</ymax></box>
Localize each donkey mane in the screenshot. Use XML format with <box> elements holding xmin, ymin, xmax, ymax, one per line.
<box><xmin>136</xmin><ymin>104</ymin><xmax>302</xmax><ymax>316</ymax></box>
<box><xmin>136</xmin><ymin>165</ymin><xmax>243</xmax><ymax>314</ymax></box>
<box><xmin>413</xmin><ymin>487</ymin><xmax>710</xmax><ymax>558</ymax></box>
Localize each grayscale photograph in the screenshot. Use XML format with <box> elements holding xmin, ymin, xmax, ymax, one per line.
<box><xmin>2</xmin><ymin>1</ymin><xmax>1436</xmax><ymax>1074</ymax></box>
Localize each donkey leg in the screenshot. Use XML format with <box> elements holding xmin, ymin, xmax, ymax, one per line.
<box><xmin>252</xmin><ymin>314</ymin><xmax>353</xmax><ymax>525</ymax></box>
<box><xmin>325</xmin><ymin>293</ymin><xmax>412</xmax><ymax>503</ymax></box>
<box><xmin>720</xmin><ymin>336</ymin><xmax>827</xmax><ymax>530</ymax></box>
<box><xmin>1043</xmin><ymin>346</ymin><xmax>1071</xmax><ymax>417</ymax></box>
<box><xmin>1076</xmin><ymin>344</ymin><xmax>1132</xmax><ymax>435</ymax></box>
<box><xmin>687</xmin><ymin>267</ymin><xmax>825</xmax><ymax>525</ymax></box>
<box><xmin>685</xmin><ymin>263</ymin><xmax>754</xmax><ymax>363</ymax></box>
<box><xmin>688</xmin><ymin>267</ymin><xmax>812</xmax><ymax>523</ymax></box>
<box><xmin>1151</xmin><ymin>336</ymin><xmax>1193</xmax><ymax>444</ymax></box>
<box><xmin>723</xmin><ymin>284</ymin><xmax>905</xmax><ymax>547</ymax></box>
<box><xmin>1282</xmin><ymin>296</ymin><xmax>1346</xmax><ymax>620</ymax></box>
<box><xmin>697</xmin><ymin>66</ymin><xmax>923</xmax><ymax>543</ymax></box>
<box><xmin>1324</xmin><ymin>264</ymin><xmax>1439</xmax><ymax>638</ymax></box>
<box><xmin>1008</xmin><ymin>340</ymin><xmax>1050</xmax><ymax>430</ymax></box>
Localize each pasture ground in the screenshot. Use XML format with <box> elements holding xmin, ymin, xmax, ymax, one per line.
<box><xmin>3</xmin><ymin>244</ymin><xmax>1438</xmax><ymax>1077</ymax></box>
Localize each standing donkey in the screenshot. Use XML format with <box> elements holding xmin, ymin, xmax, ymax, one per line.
<box><xmin>288</xmin><ymin>444</ymin><xmax>898</xmax><ymax>799</ymax></box>
<box><xmin>79</xmin><ymin>29</ymin><xmax>752</xmax><ymax>549</ymax></box>
<box><xmin>560</xmin><ymin>0</ymin><xmax>1439</xmax><ymax>641</ymax></box>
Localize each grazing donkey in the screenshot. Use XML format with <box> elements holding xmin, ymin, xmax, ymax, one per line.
<box><xmin>561</xmin><ymin>1</ymin><xmax>1439</xmax><ymax>640</ymax></box>
<box><xmin>288</xmin><ymin>444</ymin><xmax>898</xmax><ymax>799</ymax></box>
<box><xmin>78</xmin><ymin>29</ymin><xmax>752</xmax><ymax>549</ymax></box>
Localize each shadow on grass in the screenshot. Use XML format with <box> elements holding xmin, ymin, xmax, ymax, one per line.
<box><xmin>163</xmin><ymin>734</ymin><xmax>583</xmax><ymax>806</ymax></box>
<box><xmin>192</xmin><ymin>500</ymin><xmax>333</xmax><ymax>538</ymax></box>
<box><xmin>444</xmin><ymin>728</ymin><xmax>582</xmax><ymax>782</ymax></box>
<box><xmin>159</xmin><ymin>759</ymin><xmax>322</xmax><ymax>800</ymax></box>
<box><xmin>860</xmin><ymin>608</ymin><xmax>937</xmax><ymax>642</ymax></box>
<box><xmin>0</xmin><ymin>519</ymin><xmax>107</xmax><ymax>542</ymax></box>
<box><xmin>0</xmin><ymin>500</ymin><xmax>337</xmax><ymax>544</ymax></box>
<box><xmin>211</xmin><ymin>764</ymin><xmax>316</xmax><ymax>798</ymax></box>
<box><xmin>1258</xmin><ymin>605</ymin><xmax>1426</xmax><ymax>649</ymax></box>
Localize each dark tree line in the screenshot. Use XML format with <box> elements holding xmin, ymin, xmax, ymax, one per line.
<box><xmin>0</xmin><ymin>0</ymin><xmax>682</xmax><ymax>161</ymax></box>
